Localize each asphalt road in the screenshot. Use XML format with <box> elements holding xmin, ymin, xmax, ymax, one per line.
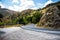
<box><xmin>0</xmin><ymin>24</ymin><xmax>60</xmax><ymax>40</ymax></box>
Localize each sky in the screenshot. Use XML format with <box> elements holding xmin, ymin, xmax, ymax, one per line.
<box><xmin>0</xmin><ymin>0</ymin><xmax>60</xmax><ymax>11</ymax></box>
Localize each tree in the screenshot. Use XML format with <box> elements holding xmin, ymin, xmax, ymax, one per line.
<box><xmin>31</xmin><ymin>11</ymin><xmax>42</xmax><ymax>24</ymax></box>
<box><xmin>0</xmin><ymin>14</ymin><xmax>3</xmax><ymax>18</ymax></box>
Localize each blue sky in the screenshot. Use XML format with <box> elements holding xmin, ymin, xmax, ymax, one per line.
<box><xmin>0</xmin><ymin>0</ymin><xmax>59</xmax><ymax>11</ymax></box>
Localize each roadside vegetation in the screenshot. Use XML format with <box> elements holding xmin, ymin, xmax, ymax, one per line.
<box><xmin>0</xmin><ymin>1</ymin><xmax>60</xmax><ymax>29</ymax></box>
<box><xmin>0</xmin><ymin>9</ymin><xmax>43</xmax><ymax>28</ymax></box>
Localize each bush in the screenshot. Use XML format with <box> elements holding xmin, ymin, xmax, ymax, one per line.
<box><xmin>31</xmin><ymin>11</ymin><xmax>43</xmax><ymax>24</ymax></box>
<box><xmin>0</xmin><ymin>22</ymin><xmax>4</xmax><ymax>26</ymax></box>
<box><xmin>0</xmin><ymin>14</ymin><xmax>3</xmax><ymax>18</ymax></box>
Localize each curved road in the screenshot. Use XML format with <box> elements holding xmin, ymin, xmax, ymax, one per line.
<box><xmin>0</xmin><ymin>24</ymin><xmax>60</xmax><ymax>40</ymax></box>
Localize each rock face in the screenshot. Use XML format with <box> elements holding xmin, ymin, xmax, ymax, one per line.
<box><xmin>39</xmin><ymin>5</ymin><xmax>60</xmax><ymax>28</ymax></box>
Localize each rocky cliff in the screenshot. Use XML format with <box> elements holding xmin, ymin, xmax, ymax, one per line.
<box><xmin>38</xmin><ymin>1</ymin><xmax>60</xmax><ymax>29</ymax></box>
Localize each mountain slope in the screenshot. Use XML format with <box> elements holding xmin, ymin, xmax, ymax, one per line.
<box><xmin>38</xmin><ymin>1</ymin><xmax>60</xmax><ymax>29</ymax></box>
<box><xmin>0</xmin><ymin>8</ymin><xmax>18</xmax><ymax>16</ymax></box>
<box><xmin>41</xmin><ymin>1</ymin><xmax>60</xmax><ymax>14</ymax></box>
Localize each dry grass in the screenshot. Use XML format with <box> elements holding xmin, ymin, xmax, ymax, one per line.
<box><xmin>0</xmin><ymin>24</ymin><xmax>23</xmax><ymax>28</ymax></box>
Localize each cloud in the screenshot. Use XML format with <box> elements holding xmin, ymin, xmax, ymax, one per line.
<box><xmin>20</xmin><ymin>0</ymin><xmax>35</xmax><ymax>6</ymax></box>
<box><xmin>0</xmin><ymin>2</ymin><xmax>5</xmax><ymax>8</ymax></box>
<box><xmin>8</xmin><ymin>5</ymin><xmax>20</xmax><ymax>11</ymax></box>
<box><xmin>44</xmin><ymin>0</ymin><xmax>53</xmax><ymax>7</ymax></box>
<box><xmin>8</xmin><ymin>0</ymin><xmax>44</xmax><ymax>11</ymax></box>
<box><xmin>12</xmin><ymin>0</ymin><xmax>19</xmax><ymax>3</ymax></box>
<box><xmin>8</xmin><ymin>0</ymin><xmax>36</xmax><ymax>11</ymax></box>
<box><xmin>8</xmin><ymin>4</ymin><xmax>29</xmax><ymax>11</ymax></box>
<box><xmin>8</xmin><ymin>6</ymin><xmax>14</xmax><ymax>10</ymax></box>
<box><xmin>20</xmin><ymin>0</ymin><xmax>35</xmax><ymax>9</ymax></box>
<box><xmin>36</xmin><ymin>3</ymin><xmax>44</xmax><ymax>8</ymax></box>
<box><xmin>0</xmin><ymin>0</ymin><xmax>54</xmax><ymax>11</ymax></box>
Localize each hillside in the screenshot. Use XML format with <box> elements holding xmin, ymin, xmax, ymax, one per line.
<box><xmin>0</xmin><ymin>1</ymin><xmax>60</xmax><ymax>29</ymax></box>
<box><xmin>0</xmin><ymin>7</ymin><xmax>19</xmax><ymax>27</ymax></box>
<box><xmin>0</xmin><ymin>7</ymin><xmax>42</xmax><ymax>28</ymax></box>
<box><xmin>38</xmin><ymin>1</ymin><xmax>60</xmax><ymax>29</ymax></box>
<box><xmin>0</xmin><ymin>8</ymin><xmax>18</xmax><ymax>16</ymax></box>
<box><xmin>41</xmin><ymin>1</ymin><xmax>60</xmax><ymax>14</ymax></box>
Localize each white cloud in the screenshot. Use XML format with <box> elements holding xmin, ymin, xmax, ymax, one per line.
<box><xmin>20</xmin><ymin>0</ymin><xmax>35</xmax><ymax>8</ymax></box>
<box><xmin>36</xmin><ymin>3</ymin><xmax>44</xmax><ymax>8</ymax></box>
<box><xmin>9</xmin><ymin>0</ymin><xmax>36</xmax><ymax>11</ymax></box>
<box><xmin>8</xmin><ymin>5</ymin><xmax>28</xmax><ymax>11</ymax></box>
<box><xmin>0</xmin><ymin>0</ymin><xmax>54</xmax><ymax>11</ymax></box>
<box><xmin>44</xmin><ymin>0</ymin><xmax>53</xmax><ymax>7</ymax></box>
<box><xmin>8</xmin><ymin>5</ymin><xmax>20</xmax><ymax>11</ymax></box>
<box><xmin>9</xmin><ymin>0</ymin><xmax>44</xmax><ymax>11</ymax></box>
<box><xmin>0</xmin><ymin>2</ymin><xmax>5</xmax><ymax>8</ymax></box>
<box><xmin>30</xmin><ymin>7</ymin><xmax>38</xmax><ymax>9</ymax></box>
<box><xmin>8</xmin><ymin>6</ymin><xmax>14</xmax><ymax>10</ymax></box>
<box><xmin>12</xmin><ymin>0</ymin><xmax>19</xmax><ymax>3</ymax></box>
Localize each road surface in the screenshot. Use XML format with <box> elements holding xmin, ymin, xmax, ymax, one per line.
<box><xmin>0</xmin><ymin>24</ymin><xmax>60</xmax><ymax>40</ymax></box>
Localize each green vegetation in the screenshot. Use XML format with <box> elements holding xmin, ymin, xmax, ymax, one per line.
<box><xmin>18</xmin><ymin>11</ymin><xmax>43</xmax><ymax>25</ymax></box>
<box><xmin>0</xmin><ymin>8</ymin><xmax>43</xmax><ymax>28</ymax></box>
<box><xmin>31</xmin><ymin>11</ymin><xmax>42</xmax><ymax>23</ymax></box>
<box><xmin>0</xmin><ymin>14</ymin><xmax>3</xmax><ymax>18</ymax></box>
<box><xmin>0</xmin><ymin>1</ymin><xmax>60</xmax><ymax>28</ymax></box>
<box><xmin>37</xmin><ymin>1</ymin><xmax>60</xmax><ymax>29</ymax></box>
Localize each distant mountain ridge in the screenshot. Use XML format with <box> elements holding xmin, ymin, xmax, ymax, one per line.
<box><xmin>0</xmin><ymin>7</ymin><xmax>18</xmax><ymax>17</ymax></box>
